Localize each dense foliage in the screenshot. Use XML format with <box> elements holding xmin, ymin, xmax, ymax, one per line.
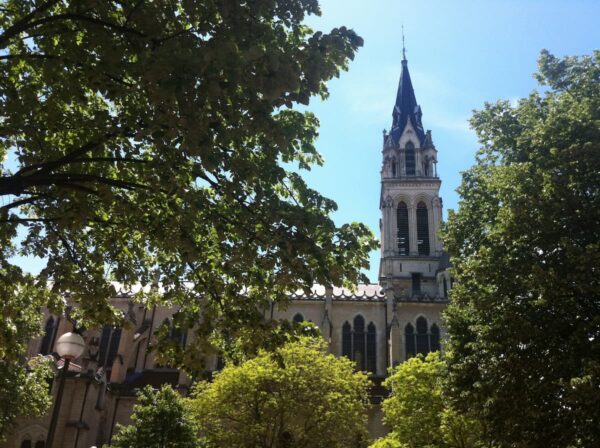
<box><xmin>109</xmin><ymin>385</ymin><xmax>198</xmax><ymax>448</ymax></box>
<box><xmin>443</xmin><ymin>51</ymin><xmax>600</xmax><ymax>447</ymax></box>
<box><xmin>373</xmin><ymin>353</ymin><xmax>485</xmax><ymax>448</ymax></box>
<box><xmin>191</xmin><ymin>337</ymin><xmax>371</xmax><ymax>448</ymax></box>
<box><xmin>0</xmin><ymin>0</ymin><xmax>376</xmax><ymax>434</ymax></box>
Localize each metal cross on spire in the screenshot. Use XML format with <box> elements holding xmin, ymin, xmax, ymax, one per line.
<box><xmin>402</xmin><ymin>25</ymin><xmax>406</xmax><ymax>61</ymax></box>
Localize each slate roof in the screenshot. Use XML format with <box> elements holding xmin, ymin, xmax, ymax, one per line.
<box><xmin>389</xmin><ymin>58</ymin><xmax>426</xmax><ymax>146</ymax></box>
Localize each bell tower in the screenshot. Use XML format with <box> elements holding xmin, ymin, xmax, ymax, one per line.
<box><xmin>379</xmin><ymin>54</ymin><xmax>445</xmax><ymax>303</ymax></box>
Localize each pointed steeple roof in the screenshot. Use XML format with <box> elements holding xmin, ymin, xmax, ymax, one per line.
<box><xmin>390</xmin><ymin>57</ymin><xmax>426</xmax><ymax>146</ymax></box>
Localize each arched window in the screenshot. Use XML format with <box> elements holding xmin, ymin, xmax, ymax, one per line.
<box><xmin>21</xmin><ymin>441</ymin><xmax>32</xmax><ymax>448</ymax></box>
<box><xmin>397</xmin><ymin>202</ymin><xmax>409</xmax><ymax>256</ymax></box>
<box><xmin>367</xmin><ymin>322</ymin><xmax>377</xmax><ymax>373</ymax></box>
<box><xmin>293</xmin><ymin>313</ymin><xmax>304</xmax><ymax>324</ymax></box>
<box><xmin>342</xmin><ymin>321</ymin><xmax>352</xmax><ymax>358</ymax></box>
<box><xmin>430</xmin><ymin>324</ymin><xmax>441</xmax><ymax>352</ymax></box>
<box><xmin>416</xmin><ymin>202</ymin><xmax>430</xmax><ymax>255</ymax></box>
<box><xmin>342</xmin><ymin>316</ymin><xmax>377</xmax><ymax>373</ymax></box>
<box><xmin>405</xmin><ymin>141</ymin><xmax>415</xmax><ymax>176</ymax></box>
<box><xmin>98</xmin><ymin>326</ymin><xmax>121</xmax><ymax>369</ymax></box>
<box><xmin>353</xmin><ymin>315</ymin><xmax>365</xmax><ymax>370</ymax></box>
<box><xmin>39</xmin><ymin>316</ymin><xmax>55</xmax><ymax>355</ymax></box>
<box><xmin>405</xmin><ymin>323</ymin><xmax>416</xmax><ymax>359</ymax></box>
<box><xmin>391</xmin><ymin>158</ymin><xmax>397</xmax><ymax>177</ymax></box>
<box><xmin>35</xmin><ymin>442</ymin><xmax>45</xmax><ymax>448</ymax></box>
<box><xmin>416</xmin><ymin>316</ymin><xmax>429</xmax><ymax>355</ymax></box>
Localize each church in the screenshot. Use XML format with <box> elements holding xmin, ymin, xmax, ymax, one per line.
<box><xmin>5</xmin><ymin>54</ymin><xmax>452</xmax><ymax>448</ymax></box>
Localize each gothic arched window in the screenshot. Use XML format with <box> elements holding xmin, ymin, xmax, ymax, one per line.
<box><xmin>342</xmin><ymin>321</ymin><xmax>352</xmax><ymax>358</ymax></box>
<box><xmin>430</xmin><ymin>324</ymin><xmax>441</xmax><ymax>352</ymax></box>
<box><xmin>367</xmin><ymin>322</ymin><xmax>377</xmax><ymax>373</ymax></box>
<box><xmin>397</xmin><ymin>202</ymin><xmax>409</xmax><ymax>256</ymax></box>
<box><xmin>405</xmin><ymin>323</ymin><xmax>416</xmax><ymax>359</ymax></box>
<box><xmin>416</xmin><ymin>316</ymin><xmax>429</xmax><ymax>355</ymax></box>
<box><xmin>39</xmin><ymin>316</ymin><xmax>56</xmax><ymax>355</ymax></box>
<box><xmin>405</xmin><ymin>141</ymin><xmax>416</xmax><ymax>176</ymax></box>
<box><xmin>416</xmin><ymin>201</ymin><xmax>430</xmax><ymax>255</ymax></box>
<box><xmin>342</xmin><ymin>316</ymin><xmax>377</xmax><ymax>373</ymax></box>
<box><xmin>98</xmin><ymin>326</ymin><xmax>121</xmax><ymax>369</ymax></box>
<box><xmin>21</xmin><ymin>440</ymin><xmax>32</xmax><ymax>448</ymax></box>
<box><xmin>391</xmin><ymin>158</ymin><xmax>397</xmax><ymax>177</ymax></box>
<box><xmin>35</xmin><ymin>442</ymin><xmax>45</xmax><ymax>448</ymax></box>
<box><xmin>353</xmin><ymin>315</ymin><xmax>365</xmax><ymax>370</ymax></box>
<box><xmin>293</xmin><ymin>313</ymin><xmax>304</xmax><ymax>324</ymax></box>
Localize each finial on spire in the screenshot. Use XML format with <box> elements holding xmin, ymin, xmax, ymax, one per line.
<box><xmin>402</xmin><ymin>25</ymin><xmax>406</xmax><ymax>61</ymax></box>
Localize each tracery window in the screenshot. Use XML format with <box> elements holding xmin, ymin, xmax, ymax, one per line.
<box><xmin>405</xmin><ymin>317</ymin><xmax>442</xmax><ymax>359</ymax></box>
<box><xmin>405</xmin><ymin>141</ymin><xmax>416</xmax><ymax>176</ymax></box>
<box><xmin>342</xmin><ymin>316</ymin><xmax>377</xmax><ymax>373</ymax></box>
<box><xmin>416</xmin><ymin>201</ymin><xmax>430</xmax><ymax>255</ymax></box>
<box><xmin>397</xmin><ymin>202</ymin><xmax>409</xmax><ymax>256</ymax></box>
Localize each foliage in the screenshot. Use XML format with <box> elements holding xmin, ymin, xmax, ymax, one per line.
<box><xmin>191</xmin><ymin>337</ymin><xmax>371</xmax><ymax>448</ymax></box>
<box><xmin>0</xmin><ymin>0</ymin><xmax>376</xmax><ymax>431</ymax></box>
<box><xmin>0</xmin><ymin>250</ymin><xmax>60</xmax><ymax>440</ymax></box>
<box><xmin>109</xmin><ymin>385</ymin><xmax>198</xmax><ymax>448</ymax></box>
<box><xmin>377</xmin><ymin>352</ymin><xmax>486</xmax><ymax>448</ymax></box>
<box><xmin>0</xmin><ymin>356</ymin><xmax>53</xmax><ymax>442</ymax></box>
<box><xmin>443</xmin><ymin>50</ymin><xmax>600</xmax><ymax>447</ymax></box>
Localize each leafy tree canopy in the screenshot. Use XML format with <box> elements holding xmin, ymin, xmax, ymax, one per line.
<box><xmin>443</xmin><ymin>50</ymin><xmax>600</xmax><ymax>448</ymax></box>
<box><xmin>376</xmin><ymin>352</ymin><xmax>486</xmax><ymax>448</ymax></box>
<box><xmin>109</xmin><ymin>385</ymin><xmax>198</xmax><ymax>448</ymax></box>
<box><xmin>191</xmin><ymin>337</ymin><xmax>371</xmax><ymax>448</ymax></box>
<box><xmin>0</xmin><ymin>0</ymin><xmax>376</xmax><ymax>430</ymax></box>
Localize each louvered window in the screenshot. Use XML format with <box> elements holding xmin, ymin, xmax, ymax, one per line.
<box><xmin>417</xmin><ymin>202</ymin><xmax>430</xmax><ymax>255</ymax></box>
<box><xmin>397</xmin><ymin>202</ymin><xmax>409</xmax><ymax>255</ymax></box>
<box><xmin>405</xmin><ymin>141</ymin><xmax>415</xmax><ymax>175</ymax></box>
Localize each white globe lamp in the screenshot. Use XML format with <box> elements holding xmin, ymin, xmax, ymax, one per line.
<box><xmin>55</xmin><ymin>332</ymin><xmax>86</xmax><ymax>360</ymax></box>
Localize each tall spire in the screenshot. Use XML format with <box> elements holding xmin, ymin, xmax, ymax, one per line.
<box><xmin>389</xmin><ymin>42</ymin><xmax>425</xmax><ymax>146</ymax></box>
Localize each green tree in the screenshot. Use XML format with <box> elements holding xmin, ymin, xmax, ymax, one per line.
<box><xmin>191</xmin><ymin>337</ymin><xmax>370</xmax><ymax>448</ymax></box>
<box><xmin>376</xmin><ymin>353</ymin><xmax>485</xmax><ymax>448</ymax></box>
<box><xmin>109</xmin><ymin>385</ymin><xmax>198</xmax><ymax>448</ymax></box>
<box><xmin>0</xmin><ymin>0</ymin><xmax>376</xmax><ymax>434</ymax></box>
<box><xmin>443</xmin><ymin>51</ymin><xmax>600</xmax><ymax>447</ymax></box>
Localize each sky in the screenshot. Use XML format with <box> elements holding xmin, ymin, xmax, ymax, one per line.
<box><xmin>299</xmin><ymin>0</ymin><xmax>600</xmax><ymax>282</ymax></box>
<box><xmin>10</xmin><ymin>0</ymin><xmax>600</xmax><ymax>282</ymax></box>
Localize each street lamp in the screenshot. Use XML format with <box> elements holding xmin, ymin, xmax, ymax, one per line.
<box><xmin>46</xmin><ymin>332</ymin><xmax>86</xmax><ymax>448</ymax></box>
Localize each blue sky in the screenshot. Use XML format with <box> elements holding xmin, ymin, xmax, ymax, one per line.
<box><xmin>11</xmin><ymin>1</ymin><xmax>600</xmax><ymax>283</ymax></box>
<box><xmin>300</xmin><ymin>0</ymin><xmax>600</xmax><ymax>281</ymax></box>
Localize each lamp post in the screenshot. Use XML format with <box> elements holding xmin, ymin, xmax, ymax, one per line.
<box><xmin>46</xmin><ymin>332</ymin><xmax>86</xmax><ymax>448</ymax></box>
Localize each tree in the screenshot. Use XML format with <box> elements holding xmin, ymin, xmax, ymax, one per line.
<box><xmin>443</xmin><ymin>51</ymin><xmax>600</xmax><ymax>447</ymax></box>
<box><xmin>191</xmin><ymin>337</ymin><xmax>371</xmax><ymax>448</ymax></box>
<box><xmin>375</xmin><ymin>352</ymin><xmax>485</xmax><ymax>448</ymax></box>
<box><xmin>109</xmin><ymin>385</ymin><xmax>198</xmax><ymax>448</ymax></box>
<box><xmin>0</xmin><ymin>0</ymin><xmax>376</xmax><ymax>434</ymax></box>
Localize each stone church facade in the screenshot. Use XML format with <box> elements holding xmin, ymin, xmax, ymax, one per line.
<box><xmin>5</xmin><ymin>55</ymin><xmax>452</xmax><ymax>447</ymax></box>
